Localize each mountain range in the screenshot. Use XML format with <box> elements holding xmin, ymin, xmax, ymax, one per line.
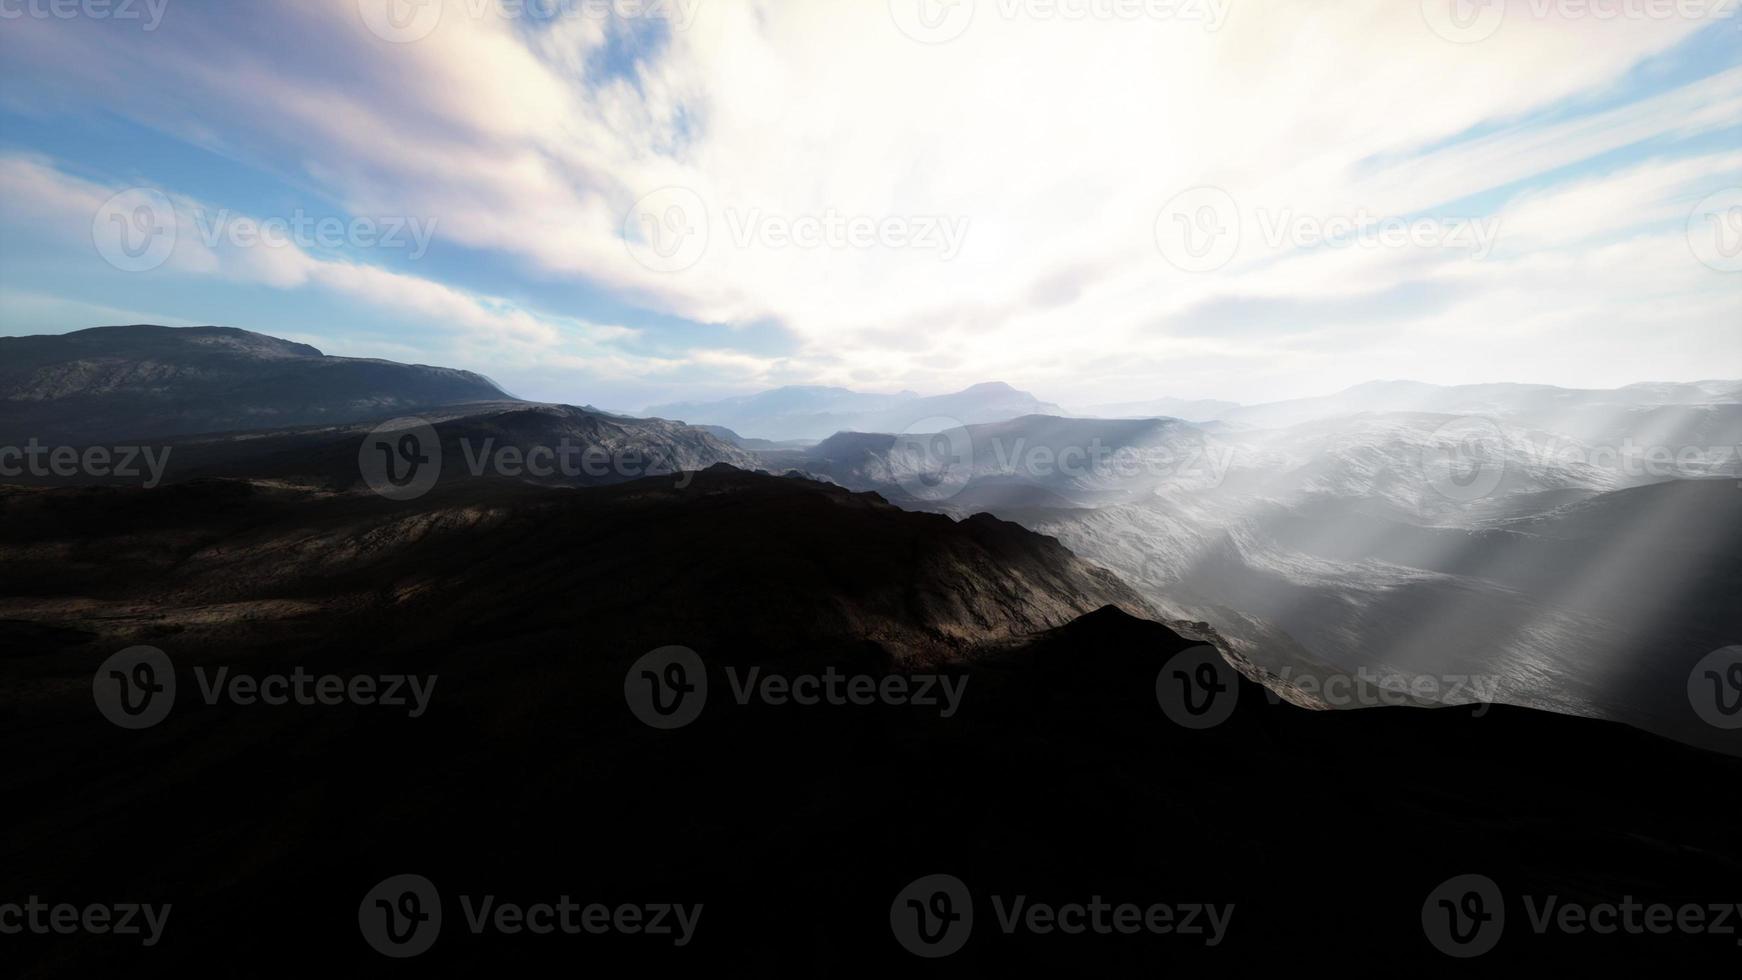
<box><xmin>647</xmin><ymin>381</ymin><xmax>1065</xmax><ymax>442</ymax></box>
<box><xmin>4</xmin><ymin>324</ymin><xmax>1741</xmax><ymax>970</ymax></box>
<box><xmin>643</xmin><ymin>374</ymin><xmax>1742</xmax><ymax>462</ymax></box>
<box><xmin>0</xmin><ymin>326</ymin><xmax>758</xmax><ymax>490</ymax></box>
<box><xmin>5</xmin><ymin>326</ymin><xmax>1737</xmax><ymax>756</ymax></box>
<box><xmin>0</xmin><ymin>325</ymin><xmax>511</xmax><ymax>444</ymax></box>
<box><xmin>756</xmin><ymin>396</ymin><xmax>1742</xmax><ymax>754</ymax></box>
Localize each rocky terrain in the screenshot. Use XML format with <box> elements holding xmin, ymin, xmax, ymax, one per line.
<box><xmin>0</xmin><ymin>467</ymin><xmax>1153</xmax><ymax>671</ymax></box>
<box><xmin>3</xmin><ymin>329</ymin><xmax>1739</xmax><ymax>972</ymax></box>
<box><xmin>1</xmin><ymin>468</ymin><xmax>1738</xmax><ymax>973</ymax></box>
<box><xmin>765</xmin><ymin>407</ymin><xmax>1742</xmax><ymax>755</ymax></box>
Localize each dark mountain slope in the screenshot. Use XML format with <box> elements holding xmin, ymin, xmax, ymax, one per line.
<box><xmin>1</xmin><ymin>470</ymin><xmax>1739</xmax><ymax>972</ymax></box>
<box><xmin>0</xmin><ymin>400</ymin><xmax>761</xmax><ymax>492</ymax></box>
<box><xmin>0</xmin><ymin>467</ymin><xmax>1152</xmax><ymax>668</ymax></box>
<box><xmin>0</xmin><ymin>325</ymin><xmax>511</xmax><ymax>443</ymax></box>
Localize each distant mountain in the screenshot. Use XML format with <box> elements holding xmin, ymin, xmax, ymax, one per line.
<box><xmin>762</xmin><ymin>409</ymin><xmax>1682</xmax><ymax>523</ymax></box>
<box><xmin>777</xmin><ymin>414</ymin><xmax>1235</xmax><ymax>509</ymax></box>
<box><xmin>0</xmin><ymin>324</ymin><xmax>513</xmax><ymax>444</ymax></box>
<box><xmin>0</xmin><ymin>325</ymin><xmax>757</xmax><ymax>492</ymax></box>
<box><xmin>652</xmin><ymin>384</ymin><xmax>913</xmax><ymax>421</ymax></box>
<box><xmin>647</xmin><ymin>381</ymin><xmax>1064</xmax><ymax>441</ymax></box>
<box><xmin>694</xmin><ymin>425</ymin><xmax>813</xmax><ymax>451</ymax></box>
<box><xmin>1073</xmin><ymin>379</ymin><xmax>1742</xmax><ymax>429</ymax></box>
<box><xmin>1229</xmin><ymin>379</ymin><xmax>1742</xmax><ymax>430</ymax></box>
<box><xmin>764</xmin><ymin>407</ymin><xmax>1742</xmax><ymax>753</ymax></box>
<box><xmin>1074</xmin><ymin>379</ymin><xmax>1742</xmax><ymax>429</ymax></box>
<box><xmin>0</xmin><ymin>400</ymin><xmax>758</xmax><ymax>492</ymax></box>
<box><xmin>1074</xmin><ymin>396</ymin><xmax>1242</xmax><ymax>422</ymax></box>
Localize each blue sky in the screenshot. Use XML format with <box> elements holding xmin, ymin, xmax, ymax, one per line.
<box><xmin>0</xmin><ymin>0</ymin><xmax>1737</xmax><ymax>411</ymax></box>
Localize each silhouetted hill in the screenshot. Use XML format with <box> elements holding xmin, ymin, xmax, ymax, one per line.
<box><xmin>0</xmin><ymin>325</ymin><xmax>512</xmax><ymax>443</ymax></box>
<box><xmin>0</xmin><ymin>467</ymin><xmax>1152</xmax><ymax>666</ymax></box>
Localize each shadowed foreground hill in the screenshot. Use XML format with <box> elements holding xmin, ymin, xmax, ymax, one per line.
<box><xmin>0</xmin><ymin>467</ymin><xmax>1147</xmax><ymax>664</ymax></box>
<box><xmin>0</xmin><ymin>469</ymin><xmax>1738</xmax><ymax>973</ymax></box>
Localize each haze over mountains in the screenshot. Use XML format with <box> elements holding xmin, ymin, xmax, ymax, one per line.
<box><xmin>4</xmin><ymin>324</ymin><xmax>1741</xmax><ymax>970</ymax></box>
<box><xmin>752</xmin><ymin>379</ymin><xmax>1742</xmax><ymax>753</ymax></box>
<box><xmin>3</xmin><ymin>326</ymin><xmax>1738</xmax><ymax>758</ymax></box>
<box><xmin>654</xmin><ymin>373</ymin><xmax>1742</xmax><ymax>446</ymax></box>
<box><xmin>1180</xmin><ymin>378</ymin><xmax>1742</xmax><ymax>441</ymax></box>
<box><xmin>647</xmin><ymin>381</ymin><xmax>1064</xmax><ymax>442</ymax></box>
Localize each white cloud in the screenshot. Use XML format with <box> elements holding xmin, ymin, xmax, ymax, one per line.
<box><xmin>0</xmin><ymin>0</ymin><xmax>1736</xmax><ymax>404</ymax></box>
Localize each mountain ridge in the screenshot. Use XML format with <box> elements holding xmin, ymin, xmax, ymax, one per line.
<box><xmin>647</xmin><ymin>379</ymin><xmax>1065</xmax><ymax>441</ymax></box>
<box><xmin>0</xmin><ymin>324</ymin><xmax>514</xmax><ymax>444</ymax></box>
<box><xmin>3</xmin><ymin>467</ymin><xmax>1739</xmax><ymax>971</ymax></box>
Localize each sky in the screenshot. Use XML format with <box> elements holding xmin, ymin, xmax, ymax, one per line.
<box><xmin>0</xmin><ymin>0</ymin><xmax>1738</xmax><ymax>412</ymax></box>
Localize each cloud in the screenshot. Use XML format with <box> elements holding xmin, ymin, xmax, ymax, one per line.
<box><xmin>0</xmin><ymin>1</ymin><xmax>1736</xmax><ymax>404</ymax></box>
